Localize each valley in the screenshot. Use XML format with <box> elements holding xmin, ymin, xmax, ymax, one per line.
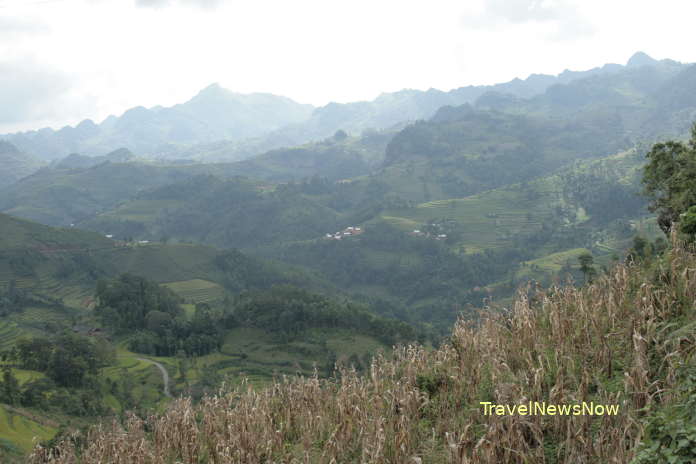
<box><xmin>0</xmin><ymin>47</ymin><xmax>694</xmax><ymax>462</ymax></box>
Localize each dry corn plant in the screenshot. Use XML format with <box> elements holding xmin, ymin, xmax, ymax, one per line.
<box><xmin>29</xmin><ymin>240</ymin><xmax>696</xmax><ymax>463</ymax></box>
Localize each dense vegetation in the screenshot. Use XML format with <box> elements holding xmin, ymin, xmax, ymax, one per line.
<box><xmin>233</xmin><ymin>285</ymin><xmax>416</xmax><ymax>345</ymax></box>
<box><xmin>1</xmin><ymin>334</ymin><xmax>114</xmax><ymax>417</ymax></box>
<box><xmin>95</xmin><ymin>274</ymin><xmax>221</xmax><ymax>357</ymax></box>
<box><xmin>4</xmin><ymin>54</ymin><xmax>696</xmax><ymax>461</ymax></box>
<box><xmin>29</xmin><ymin>237</ymin><xmax>696</xmax><ymax>463</ymax></box>
<box><xmin>642</xmin><ymin>124</ymin><xmax>696</xmax><ymax>233</ymax></box>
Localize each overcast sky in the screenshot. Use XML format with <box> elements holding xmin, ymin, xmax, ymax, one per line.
<box><xmin>1</xmin><ymin>0</ymin><xmax>695</xmax><ymax>133</ymax></box>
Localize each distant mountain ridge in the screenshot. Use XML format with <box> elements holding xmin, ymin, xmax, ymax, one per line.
<box><xmin>1</xmin><ymin>86</ymin><xmax>315</xmax><ymax>160</ymax></box>
<box><xmin>0</xmin><ymin>141</ymin><xmax>43</xmax><ymax>189</ymax></box>
<box><xmin>2</xmin><ymin>52</ymin><xmax>683</xmax><ymax>162</ymax></box>
<box><xmin>156</xmin><ymin>52</ymin><xmax>690</xmax><ymax>162</ymax></box>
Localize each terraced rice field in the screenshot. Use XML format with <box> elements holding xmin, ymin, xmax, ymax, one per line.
<box><xmin>101</xmin><ymin>199</ymin><xmax>179</xmax><ymax>222</ymax></box>
<box><xmin>0</xmin><ymin>406</ymin><xmax>56</xmax><ymax>454</ymax></box>
<box><xmin>515</xmin><ymin>248</ymin><xmax>590</xmax><ymax>280</ymax></box>
<box><xmin>12</xmin><ymin>307</ymin><xmax>71</xmax><ymax>330</ymax></box>
<box><xmin>161</xmin><ymin>279</ymin><xmax>225</xmax><ymax>304</ymax></box>
<box><xmin>382</xmin><ymin>177</ymin><xmax>567</xmax><ymax>251</ymax></box>
<box><xmin>0</xmin><ymin>277</ymin><xmax>36</xmax><ymax>291</ymax></box>
<box><xmin>0</xmin><ymin>321</ymin><xmax>24</xmax><ymax>350</ymax></box>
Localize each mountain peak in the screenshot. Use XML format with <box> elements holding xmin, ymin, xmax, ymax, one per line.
<box><xmin>627</xmin><ymin>51</ymin><xmax>658</xmax><ymax>68</ymax></box>
<box><xmin>196</xmin><ymin>83</ymin><xmax>230</xmax><ymax>98</ymax></box>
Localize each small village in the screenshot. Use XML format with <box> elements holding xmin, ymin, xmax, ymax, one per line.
<box><xmin>409</xmin><ymin>229</ymin><xmax>448</xmax><ymax>240</ymax></box>
<box><xmin>325</xmin><ymin>226</ymin><xmax>364</xmax><ymax>240</ymax></box>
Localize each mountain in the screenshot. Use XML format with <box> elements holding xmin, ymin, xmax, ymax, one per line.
<box><xmin>211</xmin><ymin>128</ymin><xmax>394</xmax><ymax>182</ymax></box>
<box><xmin>0</xmin><ymin>141</ymin><xmax>43</xmax><ymax>189</ymax></box>
<box><xmin>1</xmin><ymin>86</ymin><xmax>315</xmax><ymax>160</ymax></box>
<box><xmin>181</xmin><ymin>52</ymin><xmax>688</xmax><ymax>162</ymax></box>
<box><xmin>475</xmin><ymin>54</ymin><xmax>690</xmax><ymax>140</ymax></box>
<box><xmin>2</xmin><ymin>52</ymin><xmax>690</xmax><ymax>331</ymax></box>
<box><xmin>4</xmin><ymin>53</ymin><xmax>681</xmax><ymax>164</ymax></box>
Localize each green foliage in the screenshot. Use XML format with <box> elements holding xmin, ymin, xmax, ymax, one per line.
<box><xmin>679</xmin><ymin>205</ymin><xmax>696</xmax><ymax>239</ymax></box>
<box><xmin>234</xmin><ymin>285</ymin><xmax>416</xmax><ymax>345</ymax></box>
<box><xmin>96</xmin><ymin>274</ymin><xmax>183</xmax><ymax>331</ymax></box>
<box><xmin>12</xmin><ymin>334</ymin><xmax>111</xmax><ymax>388</ymax></box>
<box><xmin>642</xmin><ymin>124</ymin><xmax>696</xmax><ymax>234</ymax></box>
<box><xmin>632</xmin><ymin>366</ymin><xmax>696</xmax><ymax>464</ymax></box>
<box><xmin>96</xmin><ymin>274</ymin><xmax>225</xmax><ymax>356</ymax></box>
<box><xmin>578</xmin><ymin>252</ymin><xmax>596</xmax><ymax>284</ymax></box>
<box><xmin>0</xmin><ymin>366</ymin><xmax>20</xmax><ymax>405</ymax></box>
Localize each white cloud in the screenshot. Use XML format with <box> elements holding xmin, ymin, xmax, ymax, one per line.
<box><xmin>135</xmin><ymin>0</ymin><xmax>222</xmax><ymax>8</ymax></box>
<box><xmin>0</xmin><ymin>0</ymin><xmax>695</xmax><ymax>132</ymax></box>
<box><xmin>0</xmin><ymin>57</ymin><xmax>97</xmax><ymax>132</ymax></box>
<box><xmin>466</xmin><ymin>0</ymin><xmax>595</xmax><ymax>40</ymax></box>
<box><xmin>0</xmin><ymin>17</ymin><xmax>48</xmax><ymax>39</ymax></box>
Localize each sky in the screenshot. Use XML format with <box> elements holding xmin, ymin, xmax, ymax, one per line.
<box><xmin>1</xmin><ymin>0</ymin><xmax>696</xmax><ymax>133</ymax></box>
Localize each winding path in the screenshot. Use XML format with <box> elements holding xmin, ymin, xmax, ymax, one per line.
<box><xmin>138</xmin><ymin>358</ymin><xmax>172</xmax><ymax>398</ymax></box>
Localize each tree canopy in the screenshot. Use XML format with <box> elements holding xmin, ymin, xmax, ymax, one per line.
<box><xmin>642</xmin><ymin>124</ymin><xmax>696</xmax><ymax>234</ymax></box>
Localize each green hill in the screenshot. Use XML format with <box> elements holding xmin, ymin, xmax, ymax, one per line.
<box><xmin>80</xmin><ymin>175</ymin><xmax>343</xmax><ymax>249</ymax></box>
<box><xmin>0</xmin><ymin>158</ymin><xmax>262</xmax><ymax>226</ymax></box>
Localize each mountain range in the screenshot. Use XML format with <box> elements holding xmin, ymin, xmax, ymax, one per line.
<box><xmin>1</xmin><ymin>52</ymin><xmax>684</xmax><ymax>163</ymax></box>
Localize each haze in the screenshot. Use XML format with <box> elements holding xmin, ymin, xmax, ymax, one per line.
<box><xmin>1</xmin><ymin>0</ymin><xmax>696</xmax><ymax>132</ymax></box>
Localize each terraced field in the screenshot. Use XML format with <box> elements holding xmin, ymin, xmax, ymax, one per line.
<box><xmin>98</xmin><ymin>199</ymin><xmax>179</xmax><ymax>222</ymax></box>
<box><xmin>162</xmin><ymin>279</ymin><xmax>226</xmax><ymax>304</ymax></box>
<box><xmin>515</xmin><ymin>248</ymin><xmax>590</xmax><ymax>281</ymax></box>
<box><xmin>101</xmin><ymin>350</ymin><xmax>174</xmax><ymax>412</ymax></box>
<box><xmin>0</xmin><ymin>278</ymin><xmax>36</xmax><ymax>292</ymax></box>
<box><xmin>382</xmin><ymin>177</ymin><xmax>567</xmax><ymax>252</ymax></box>
<box><xmin>0</xmin><ymin>406</ymin><xmax>56</xmax><ymax>456</ymax></box>
<box><xmin>0</xmin><ymin>321</ymin><xmax>24</xmax><ymax>350</ymax></box>
<box><xmin>12</xmin><ymin>307</ymin><xmax>71</xmax><ymax>331</ymax></box>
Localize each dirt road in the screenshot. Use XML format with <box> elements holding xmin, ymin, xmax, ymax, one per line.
<box><xmin>138</xmin><ymin>358</ymin><xmax>172</xmax><ymax>398</ymax></box>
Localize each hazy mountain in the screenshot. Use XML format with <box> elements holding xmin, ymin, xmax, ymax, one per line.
<box><xmin>51</xmin><ymin>148</ymin><xmax>137</xmax><ymax>170</ymax></box>
<box><xmin>475</xmin><ymin>55</ymin><xmax>694</xmax><ymax>142</ymax></box>
<box><xmin>3</xmin><ymin>53</ymin><xmax>679</xmax><ymax>165</ymax></box>
<box><xmin>177</xmin><ymin>52</ymin><xmax>688</xmax><ymax>162</ymax></box>
<box><xmin>0</xmin><ymin>141</ymin><xmax>43</xmax><ymax>189</ymax></box>
<box><xmin>1</xmin><ymin>86</ymin><xmax>315</xmax><ymax>160</ymax></box>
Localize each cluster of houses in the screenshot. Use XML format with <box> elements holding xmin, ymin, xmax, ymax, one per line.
<box><xmin>105</xmin><ymin>234</ymin><xmax>151</xmax><ymax>245</ymax></box>
<box><xmin>325</xmin><ymin>226</ymin><xmax>364</xmax><ymax>240</ymax></box>
<box><xmin>409</xmin><ymin>229</ymin><xmax>448</xmax><ymax>240</ymax></box>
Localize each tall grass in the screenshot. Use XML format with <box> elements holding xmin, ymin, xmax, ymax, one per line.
<box><xmin>31</xmin><ymin>237</ymin><xmax>696</xmax><ymax>463</ymax></box>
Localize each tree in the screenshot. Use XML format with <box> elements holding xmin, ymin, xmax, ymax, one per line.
<box><xmin>0</xmin><ymin>365</ymin><xmax>20</xmax><ymax>405</ymax></box>
<box><xmin>632</xmin><ymin>236</ymin><xmax>650</xmax><ymax>259</ymax></box>
<box><xmin>642</xmin><ymin>123</ymin><xmax>696</xmax><ymax>234</ymax></box>
<box><xmin>578</xmin><ymin>252</ymin><xmax>596</xmax><ymax>284</ymax></box>
<box><xmin>679</xmin><ymin>205</ymin><xmax>696</xmax><ymax>240</ymax></box>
